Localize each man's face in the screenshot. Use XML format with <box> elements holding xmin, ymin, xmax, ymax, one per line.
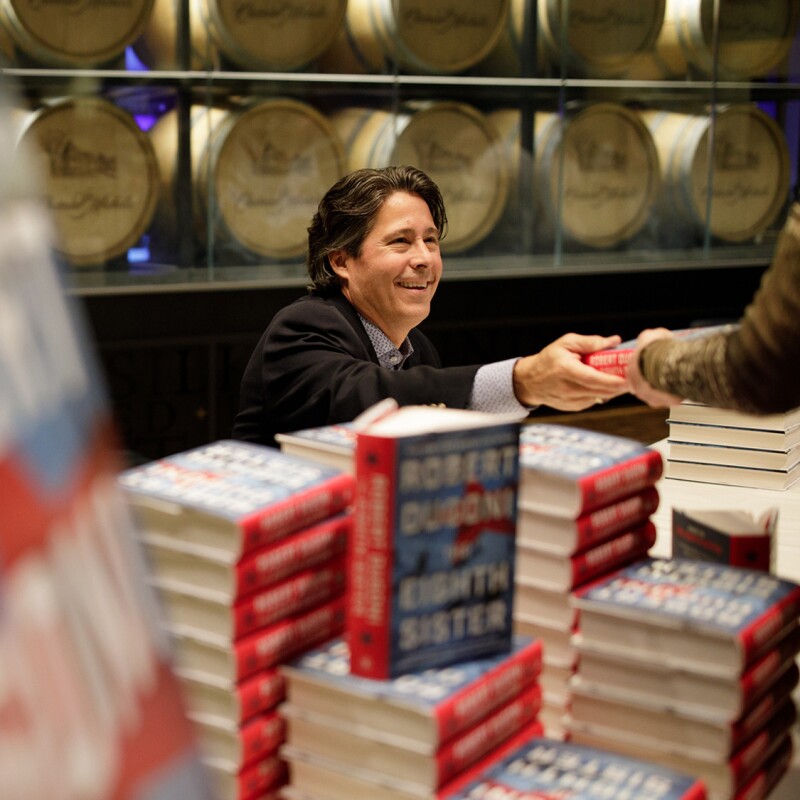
<box><xmin>330</xmin><ymin>191</ymin><xmax>443</xmax><ymax>347</ymax></box>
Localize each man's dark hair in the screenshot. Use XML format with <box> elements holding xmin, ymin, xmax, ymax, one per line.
<box><xmin>306</xmin><ymin>165</ymin><xmax>447</xmax><ymax>295</ymax></box>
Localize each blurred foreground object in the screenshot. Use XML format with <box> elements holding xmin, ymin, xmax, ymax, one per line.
<box><xmin>0</xmin><ymin>83</ymin><xmax>214</xmax><ymax>799</ymax></box>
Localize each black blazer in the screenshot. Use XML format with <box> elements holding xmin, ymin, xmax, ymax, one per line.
<box><xmin>232</xmin><ymin>292</ymin><xmax>481</xmax><ymax>446</ymax></box>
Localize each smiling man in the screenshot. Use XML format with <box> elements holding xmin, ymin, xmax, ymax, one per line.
<box><xmin>233</xmin><ymin>166</ymin><xmax>625</xmax><ymax>446</ymax></box>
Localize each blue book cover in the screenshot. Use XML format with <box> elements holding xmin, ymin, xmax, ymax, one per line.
<box><xmin>350</xmin><ymin>408</ymin><xmax>521</xmax><ymax>678</ymax></box>
<box><xmin>449</xmin><ymin>737</ymin><xmax>707</xmax><ymax>799</ymax></box>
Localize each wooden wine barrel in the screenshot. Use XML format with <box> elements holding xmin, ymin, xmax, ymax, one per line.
<box><xmin>331</xmin><ymin>102</ymin><xmax>508</xmax><ymax>253</ymax></box>
<box><xmin>16</xmin><ymin>97</ymin><xmax>160</xmax><ymax>267</ymax></box>
<box><xmin>135</xmin><ymin>0</ymin><xmax>346</xmax><ymax>71</ymax></box>
<box><xmin>151</xmin><ymin>99</ymin><xmax>345</xmax><ymax>259</ymax></box>
<box><xmin>490</xmin><ymin>104</ymin><xmax>660</xmax><ymax>249</ymax></box>
<box><xmin>642</xmin><ymin>105</ymin><xmax>790</xmax><ymax>243</ymax></box>
<box><xmin>0</xmin><ymin>0</ymin><xmax>153</xmax><ymax>67</ymax></box>
<box><xmin>319</xmin><ymin>0</ymin><xmax>509</xmax><ymax>75</ymax></box>
<box><xmin>538</xmin><ymin>0</ymin><xmax>666</xmax><ymax>77</ymax></box>
<box><xmin>667</xmin><ymin>0</ymin><xmax>799</xmax><ymax>80</ymax></box>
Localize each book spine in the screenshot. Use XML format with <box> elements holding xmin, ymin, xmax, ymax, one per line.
<box><xmin>232</xmin><ymin>558</ymin><xmax>346</xmax><ymax>639</ymax></box>
<box><xmin>574</xmin><ymin>487</ymin><xmax>660</xmax><ymax>554</ymax></box>
<box><xmin>739</xmin><ymin>637</ymin><xmax>800</xmax><ymax>715</ymax></box>
<box><xmin>436</xmin><ymin>685</ymin><xmax>543</xmax><ymax>787</ymax></box>
<box><xmin>577</xmin><ymin>450</ymin><xmax>664</xmax><ymax>513</ymax></box>
<box><xmin>435</xmin><ymin>637</ymin><xmax>544</xmax><ymax>744</ymax></box>
<box><xmin>739</xmin><ymin>586</ymin><xmax>800</xmax><ymax>666</ymax></box>
<box><xmin>237</xmin><ymin>668</ymin><xmax>286</xmax><ymax>724</ymax></box>
<box><xmin>438</xmin><ymin>720</ymin><xmax>545</xmax><ymax>799</ymax></box>
<box><xmin>236</xmin><ymin>513</ymin><xmax>350</xmax><ymax>598</ymax></box>
<box><xmin>731</xmin><ymin>693</ymin><xmax>796</xmax><ymax>756</ymax></box>
<box><xmin>348</xmin><ymin>433</ymin><xmax>396</xmax><ymax>679</ymax></box>
<box><xmin>581</xmin><ymin>348</ymin><xmax>635</xmax><ymax>376</ymax></box>
<box><xmin>238</xmin><ymin>756</ymin><xmax>287</xmax><ymax>800</ymax></box>
<box><xmin>569</xmin><ymin>522</ymin><xmax>657</xmax><ymax>590</ymax></box>
<box><xmin>736</xmin><ymin>735</ymin><xmax>794</xmax><ymax>800</ymax></box>
<box><xmin>238</xmin><ymin>710</ymin><xmax>286</xmax><ymax>769</ymax></box>
<box><xmin>236</xmin><ymin>597</ymin><xmax>346</xmax><ymax>681</ymax></box>
<box><xmin>730</xmin><ymin>710</ymin><xmax>796</xmax><ymax>791</ymax></box>
<box><xmin>239</xmin><ymin>471</ymin><xmax>355</xmax><ymax>552</ymax></box>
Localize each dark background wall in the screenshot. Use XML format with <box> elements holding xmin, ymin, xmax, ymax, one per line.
<box><xmin>82</xmin><ymin>264</ymin><xmax>765</xmax><ymax>463</ymax></box>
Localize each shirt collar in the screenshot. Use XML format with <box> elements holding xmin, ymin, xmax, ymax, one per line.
<box><xmin>359</xmin><ymin>314</ymin><xmax>414</xmax><ymax>370</ymax></box>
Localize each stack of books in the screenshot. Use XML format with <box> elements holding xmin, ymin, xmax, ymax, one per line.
<box><xmin>568</xmin><ymin>557</ymin><xmax>800</xmax><ymax>800</ymax></box>
<box><xmin>514</xmin><ymin>424</ymin><xmax>663</xmax><ymax>737</ymax></box>
<box><xmin>279</xmin><ymin>636</ymin><xmax>545</xmax><ymax>800</ymax></box>
<box><xmin>666</xmin><ymin>402</ymin><xmax>800</xmax><ymax>490</ymax></box>
<box><xmin>119</xmin><ymin>439</ymin><xmax>356</xmax><ymax>800</ymax></box>
<box><xmin>277</xmin><ymin>404</ymin><xmax>544</xmax><ymax>799</ymax></box>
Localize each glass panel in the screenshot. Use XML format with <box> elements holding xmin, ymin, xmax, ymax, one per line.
<box><xmin>1</xmin><ymin>0</ymin><xmax>797</xmax><ymax>292</ymax></box>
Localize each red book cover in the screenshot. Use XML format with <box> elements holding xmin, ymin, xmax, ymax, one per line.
<box><xmin>434</xmin><ymin>636</ymin><xmax>543</xmax><ymax>743</ymax></box>
<box><xmin>573</xmin><ymin>487</ymin><xmax>660</xmax><ymax>553</ymax></box>
<box><xmin>235</xmin><ymin>668</ymin><xmax>287</xmax><ymax>724</ymax></box>
<box><xmin>350</xmin><ymin>408</ymin><xmax>520</xmax><ymax>679</ymax></box>
<box><xmin>738</xmin><ymin>625</ymin><xmax>800</xmax><ymax>714</ymax></box>
<box><xmin>236</xmin><ymin>512</ymin><xmax>350</xmax><ymax>598</ymax></box>
<box><xmin>571</xmin><ymin>522</ymin><xmax>657</xmax><ymax>589</ymax></box>
<box><xmin>120</xmin><ymin>441</ymin><xmax>356</xmax><ymax>558</ymax></box>
<box><xmin>729</xmin><ymin>714</ymin><xmax>796</xmax><ymax>793</ymax></box>
<box><xmin>236</xmin><ymin>756</ymin><xmax>287</xmax><ymax>800</ymax></box>
<box><xmin>436</xmin><ymin>685</ymin><xmax>543</xmax><ymax>787</ymax></box>
<box><xmin>519</xmin><ymin>424</ymin><xmax>663</xmax><ymax>518</ymax></box>
<box><xmin>238</xmin><ymin>710</ymin><xmax>286</xmax><ymax>769</ymax></box>
<box><xmin>518</xmin><ymin>486</ymin><xmax>660</xmax><ymax>556</ymax></box>
<box><xmin>231</xmin><ymin>557</ymin><xmax>346</xmax><ymax>639</ymax></box>
<box><xmin>582</xmin><ymin>324</ymin><xmax>735</xmax><ymax>376</ymax></box>
<box><xmin>517</xmin><ymin>521</ymin><xmax>657</xmax><ymax>592</ymax></box>
<box><xmin>172</xmin><ymin>596</ymin><xmax>347</xmax><ymax>683</ymax></box>
<box><xmin>734</xmin><ymin>735</ymin><xmax>794</xmax><ymax>800</ymax></box>
<box><xmin>438</xmin><ymin>721</ymin><xmax>546</xmax><ymax>798</ymax></box>
<box><xmin>730</xmin><ymin>687</ymin><xmax>797</xmax><ymax>755</ymax></box>
<box><xmin>234</xmin><ymin>597</ymin><xmax>347</xmax><ymax>682</ymax></box>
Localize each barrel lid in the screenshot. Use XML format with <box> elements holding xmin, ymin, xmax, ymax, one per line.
<box><xmin>18</xmin><ymin>97</ymin><xmax>159</xmax><ymax>266</ymax></box>
<box><xmin>373</xmin><ymin>0</ymin><xmax>510</xmax><ymax>74</ymax></box>
<box><xmin>540</xmin><ymin>103</ymin><xmax>660</xmax><ymax>248</ymax></box>
<box><xmin>539</xmin><ymin>0</ymin><xmax>666</xmax><ymax>76</ymax></box>
<box><xmin>389</xmin><ymin>102</ymin><xmax>508</xmax><ymax>252</ymax></box>
<box><xmin>687</xmin><ymin>106</ymin><xmax>790</xmax><ymax>242</ymax></box>
<box><xmin>200</xmin><ymin>0</ymin><xmax>347</xmax><ymax>70</ymax></box>
<box><xmin>210</xmin><ymin>99</ymin><xmax>345</xmax><ymax>259</ymax></box>
<box><xmin>1</xmin><ymin>0</ymin><xmax>154</xmax><ymax>66</ymax></box>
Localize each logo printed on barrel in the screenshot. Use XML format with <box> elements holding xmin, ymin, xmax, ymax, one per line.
<box><xmin>234</xmin><ymin>0</ymin><xmax>328</xmax><ymax>25</ymax></box>
<box><xmin>47</xmin><ymin>192</ymin><xmax>136</xmax><ymax>220</ymax></box>
<box><xmin>44</xmin><ymin>135</ymin><xmax>116</xmax><ymax>179</ymax></box>
<box><xmin>569</xmin><ymin>6</ymin><xmax>650</xmax><ymax>32</ymax></box>
<box><xmin>411</xmin><ymin>138</ymin><xmax>485</xmax><ymax>203</ymax></box>
<box><xmin>403</xmin><ymin>6</ymin><xmax>490</xmax><ymax>34</ymax></box>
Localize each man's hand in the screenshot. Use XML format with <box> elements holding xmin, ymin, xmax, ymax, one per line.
<box><xmin>626</xmin><ymin>328</ymin><xmax>685</xmax><ymax>408</ymax></box>
<box><xmin>512</xmin><ymin>333</ymin><xmax>628</xmax><ymax>411</ymax></box>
